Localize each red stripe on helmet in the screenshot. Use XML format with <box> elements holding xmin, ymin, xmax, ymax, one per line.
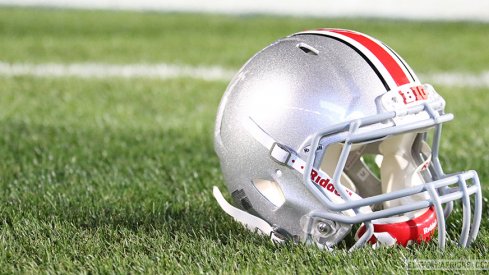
<box><xmin>329</xmin><ymin>29</ymin><xmax>410</xmax><ymax>87</ymax></box>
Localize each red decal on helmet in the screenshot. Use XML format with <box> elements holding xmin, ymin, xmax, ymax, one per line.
<box><xmin>356</xmin><ymin>206</ymin><xmax>437</xmax><ymax>246</ymax></box>
<box><xmin>310</xmin><ymin>169</ymin><xmax>352</xmax><ymax>197</ymax></box>
<box><xmin>399</xmin><ymin>85</ymin><xmax>429</xmax><ymax>104</ymax></box>
<box><xmin>329</xmin><ymin>29</ymin><xmax>411</xmax><ymax>87</ymax></box>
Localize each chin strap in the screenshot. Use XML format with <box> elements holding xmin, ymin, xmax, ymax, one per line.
<box><xmin>212</xmin><ymin>186</ymin><xmax>286</xmax><ymax>243</ymax></box>
<box><xmin>243</xmin><ymin>117</ymin><xmax>363</xmax><ymax>206</ymax></box>
<box><xmin>355</xmin><ymin>206</ymin><xmax>437</xmax><ymax>247</ymax></box>
<box><xmin>213</xmin><ymin>117</ymin><xmax>371</xmax><ymax>246</ymax></box>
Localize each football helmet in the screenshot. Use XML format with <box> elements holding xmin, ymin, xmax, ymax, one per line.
<box><xmin>213</xmin><ymin>29</ymin><xmax>482</xmax><ymax>250</ymax></box>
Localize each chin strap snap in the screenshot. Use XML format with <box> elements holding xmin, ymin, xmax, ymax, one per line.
<box><xmin>212</xmin><ymin>186</ymin><xmax>286</xmax><ymax>243</ymax></box>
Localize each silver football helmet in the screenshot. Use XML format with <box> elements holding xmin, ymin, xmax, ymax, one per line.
<box><xmin>213</xmin><ymin>28</ymin><xmax>482</xmax><ymax>250</ymax></box>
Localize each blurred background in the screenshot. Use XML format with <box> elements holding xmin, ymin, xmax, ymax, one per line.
<box><xmin>2</xmin><ymin>0</ymin><xmax>489</xmax><ymax>21</ymax></box>
<box><xmin>0</xmin><ymin>0</ymin><xmax>488</xmax><ymax>273</ymax></box>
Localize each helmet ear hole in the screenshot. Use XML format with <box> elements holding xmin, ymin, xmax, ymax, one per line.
<box><xmin>252</xmin><ymin>179</ymin><xmax>286</xmax><ymax>208</ymax></box>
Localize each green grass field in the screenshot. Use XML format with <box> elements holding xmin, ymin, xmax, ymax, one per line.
<box><xmin>0</xmin><ymin>7</ymin><xmax>488</xmax><ymax>273</ymax></box>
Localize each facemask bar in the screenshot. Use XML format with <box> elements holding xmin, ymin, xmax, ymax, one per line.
<box><xmin>430</xmin><ymin>125</ymin><xmax>455</xmax><ymax>219</ymax></box>
<box><xmin>302</xmin><ymin>102</ymin><xmax>482</xmax><ymax>250</ymax></box>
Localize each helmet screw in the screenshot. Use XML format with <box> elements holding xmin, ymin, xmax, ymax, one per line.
<box><xmin>317</xmin><ymin>222</ymin><xmax>332</xmax><ymax>234</ymax></box>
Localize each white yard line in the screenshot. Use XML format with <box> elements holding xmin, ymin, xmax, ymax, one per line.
<box><xmin>0</xmin><ymin>62</ymin><xmax>235</xmax><ymax>81</ymax></box>
<box><xmin>1</xmin><ymin>61</ymin><xmax>488</xmax><ymax>88</ymax></box>
<box><xmin>423</xmin><ymin>71</ymin><xmax>489</xmax><ymax>88</ymax></box>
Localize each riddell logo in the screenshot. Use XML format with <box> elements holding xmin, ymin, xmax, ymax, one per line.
<box><xmin>310</xmin><ymin>169</ymin><xmax>353</xmax><ymax>197</ymax></box>
<box><xmin>423</xmin><ymin>220</ymin><xmax>437</xmax><ymax>234</ymax></box>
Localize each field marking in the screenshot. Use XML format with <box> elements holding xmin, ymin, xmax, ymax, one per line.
<box><xmin>1</xmin><ymin>61</ymin><xmax>489</xmax><ymax>88</ymax></box>
<box><xmin>0</xmin><ymin>62</ymin><xmax>235</xmax><ymax>81</ymax></box>
<box><xmin>424</xmin><ymin>71</ymin><xmax>489</xmax><ymax>88</ymax></box>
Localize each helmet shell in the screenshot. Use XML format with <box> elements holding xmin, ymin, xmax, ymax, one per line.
<box><xmin>214</xmin><ymin>32</ymin><xmax>403</xmax><ymax>243</ymax></box>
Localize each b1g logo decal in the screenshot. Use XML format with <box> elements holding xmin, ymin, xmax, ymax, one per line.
<box><xmin>399</xmin><ymin>85</ymin><xmax>429</xmax><ymax>104</ymax></box>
